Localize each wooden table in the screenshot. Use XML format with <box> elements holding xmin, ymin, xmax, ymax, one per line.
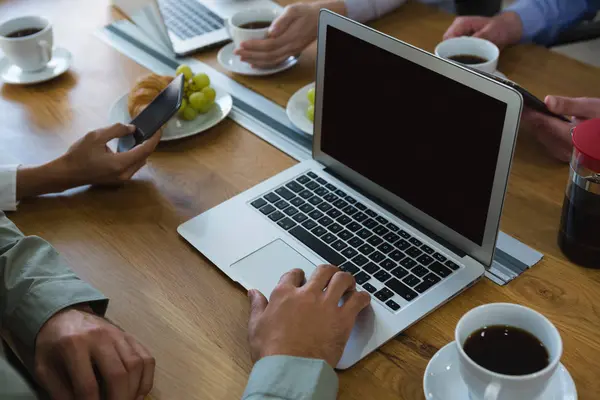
<box><xmin>2</xmin><ymin>0</ymin><xmax>600</xmax><ymax>398</ymax></box>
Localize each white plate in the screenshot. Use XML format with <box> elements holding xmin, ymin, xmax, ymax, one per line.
<box><xmin>0</xmin><ymin>47</ymin><xmax>72</xmax><ymax>85</ymax></box>
<box><xmin>423</xmin><ymin>342</ymin><xmax>577</xmax><ymax>400</ymax></box>
<box><xmin>286</xmin><ymin>82</ymin><xmax>314</xmax><ymax>135</ymax></box>
<box><xmin>108</xmin><ymin>86</ymin><xmax>233</xmax><ymax>142</ymax></box>
<box><xmin>494</xmin><ymin>70</ymin><xmax>507</xmax><ymax>79</ymax></box>
<box><xmin>217</xmin><ymin>42</ymin><xmax>298</xmax><ymax>76</ymax></box>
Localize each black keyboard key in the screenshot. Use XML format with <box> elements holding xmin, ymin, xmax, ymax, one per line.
<box><xmin>323</xmin><ymin>193</ymin><xmax>339</xmax><ymax>203</ymax></box>
<box><xmin>264</xmin><ymin>192</ymin><xmax>280</xmax><ymax>203</ymax></box>
<box><xmin>335</xmin><ymin>189</ymin><xmax>346</xmax><ymax>197</ymax></box>
<box><xmin>297</xmin><ymin>175</ymin><xmax>310</xmax><ymax>184</ymax></box>
<box><xmin>399</xmin><ymin>230</ymin><xmax>411</xmax><ymax>239</ymax></box>
<box><xmin>412</xmin><ymin>265</ymin><xmax>429</xmax><ymax>277</ymax></box>
<box><xmin>380</xmin><ymin>259</ymin><xmax>397</xmax><ymax>271</ymax></box>
<box><xmin>327</xmin><ymin>209</ymin><xmax>343</xmax><ymax>219</ymax></box>
<box><xmin>370</xmin><ymin>251</ymin><xmax>385</xmax><ymax>263</ymax></box>
<box><xmin>275</xmin><ymin>200</ymin><xmax>289</xmax><ymax>210</ymax></box>
<box><xmin>353</xmin><ymin>212</ymin><xmax>367</xmax><ymax>222</ymax></box>
<box><xmin>400</xmin><ymin>258</ymin><xmax>417</xmax><ymax>269</ymax></box>
<box><xmin>347</xmin><ymin>222</ymin><xmax>362</xmax><ymax>232</ymax></box>
<box><xmin>284</xmin><ymin>207</ymin><xmax>299</xmax><ymax>216</ymax></box>
<box><xmin>299</xmin><ymin>189</ymin><xmax>313</xmax><ymax>199</ymax></box>
<box><xmin>293</xmin><ymin>213</ymin><xmax>308</xmax><ymax>223</ymax></box>
<box><xmin>312</xmin><ymin>226</ymin><xmax>327</xmax><ymax>237</ymax></box>
<box><xmin>275</xmin><ymin>187</ymin><xmax>295</xmax><ymax>200</ymax></box>
<box><xmin>269</xmin><ymin>211</ymin><xmax>284</xmax><ymax>222</ymax></box>
<box><xmin>332</xmin><ymin>240</ymin><xmax>348</xmax><ymax>251</ymax></box>
<box><xmin>340</xmin><ymin>261</ymin><xmax>358</xmax><ymax>274</ymax></box>
<box><xmin>342</xmin><ymin>248</ymin><xmax>358</xmax><ymax>259</ymax></box>
<box><xmin>433</xmin><ymin>253</ymin><xmax>447</xmax><ymax>262</ymax></box>
<box><xmin>354</xmin><ymin>271</ymin><xmax>370</xmax><ymax>284</ymax></box>
<box><xmin>306</xmin><ymin>181</ymin><xmax>319</xmax><ymax>191</ymax></box>
<box><xmin>348</xmin><ymin>237</ymin><xmax>364</xmax><ymax>248</ymax></box>
<box><xmin>251</xmin><ymin>198</ymin><xmax>267</xmax><ymax>209</ymax></box>
<box><xmin>362</xmin><ymin>282</ymin><xmax>377</xmax><ymax>293</ymax></box>
<box><xmin>309</xmin><ymin>210</ymin><xmax>323</xmax><ymax>220</ymax></box>
<box><xmin>358</xmin><ymin>244</ymin><xmax>375</xmax><ymax>255</ymax></box>
<box><xmin>391</xmin><ymin>266</ymin><xmax>408</xmax><ymax>279</ymax></box>
<box><xmin>302</xmin><ymin>220</ymin><xmax>317</xmax><ymax>230</ymax></box>
<box><xmin>421</xmin><ymin>245</ymin><xmax>435</xmax><ymax>254</ymax></box>
<box><xmin>290</xmin><ymin>197</ymin><xmax>305</xmax><ymax>207</ymax></box>
<box><xmin>318</xmin><ymin>216</ymin><xmax>333</xmax><ymax>227</ymax></box>
<box><xmin>374</xmin><ymin>270</ymin><xmax>391</xmax><ymax>283</ymax></box>
<box><xmin>318</xmin><ymin>202</ymin><xmax>333</xmax><ymax>212</ymax></box>
<box><xmin>356</xmin><ymin>202</ymin><xmax>367</xmax><ymax>211</ymax></box>
<box><xmin>300</xmin><ymin>203</ymin><xmax>314</xmax><ymax>213</ymax></box>
<box><xmin>387</xmin><ymin>223</ymin><xmax>399</xmax><ymax>232</ymax></box>
<box><xmin>345</xmin><ymin>196</ymin><xmax>357</xmax><ymax>204</ymax></box>
<box><xmin>286</xmin><ymin>181</ymin><xmax>304</xmax><ymax>193</ymax></box>
<box><xmin>343</xmin><ymin>205</ymin><xmax>358</xmax><ymax>216</ymax></box>
<box><xmin>363</xmin><ymin>218</ymin><xmax>377</xmax><ymax>229</ymax></box>
<box><xmin>386</xmin><ymin>278</ymin><xmax>418</xmax><ymax>301</ymax></box>
<box><xmin>383</xmin><ymin>232</ymin><xmax>400</xmax><ymax>244</ymax></box>
<box><xmin>415</xmin><ymin>273</ymin><xmax>442</xmax><ymax>293</ymax></box>
<box><xmin>316</xmin><ymin>177</ymin><xmax>327</xmax><ymax>185</ymax></box>
<box><xmin>374</xmin><ymin>287</ymin><xmax>394</xmax><ymax>302</ymax></box>
<box><xmin>373</xmin><ymin>225</ymin><xmax>389</xmax><ymax>236</ymax></box>
<box><xmin>333</xmin><ymin>199</ymin><xmax>348</xmax><ymax>209</ymax></box>
<box><xmin>357</xmin><ymin>228</ymin><xmax>372</xmax><ymax>239</ymax></box>
<box><xmin>277</xmin><ymin>217</ymin><xmax>296</xmax><ymax>230</ymax></box>
<box><xmin>396</xmin><ymin>239</ymin><xmax>411</xmax><ymax>251</ymax></box>
<box><xmin>307</xmin><ymin>171</ymin><xmax>318</xmax><ymax>179</ymax></box>
<box><xmin>338</xmin><ymin>230</ymin><xmax>353</xmax><ymax>241</ymax></box>
<box><xmin>365</xmin><ymin>209</ymin><xmax>377</xmax><ymax>218</ymax></box>
<box><xmin>430</xmin><ymin>262</ymin><xmax>453</xmax><ymax>278</ymax></box>
<box><xmin>446</xmin><ymin>260</ymin><xmax>460</xmax><ymax>270</ymax></box>
<box><xmin>260</xmin><ymin>204</ymin><xmax>276</xmax><ymax>215</ymax></box>
<box><xmin>364</xmin><ymin>262</ymin><xmax>379</xmax><ymax>274</ymax></box>
<box><xmin>352</xmin><ymin>254</ymin><xmax>369</xmax><ymax>266</ymax></box>
<box><xmin>402</xmin><ymin>274</ymin><xmax>421</xmax><ymax>287</ymax></box>
<box><xmin>386</xmin><ymin>300</ymin><xmax>401</xmax><ymax>311</ymax></box>
<box><xmin>417</xmin><ymin>254</ymin><xmax>434</xmax><ymax>266</ymax></box>
<box><xmin>389</xmin><ymin>250</ymin><xmax>406</xmax><ymax>262</ymax></box>
<box><xmin>336</xmin><ymin>214</ymin><xmax>352</xmax><ymax>225</ymax></box>
<box><xmin>321</xmin><ymin>233</ymin><xmax>336</xmax><ymax>244</ymax></box>
<box><xmin>308</xmin><ymin>196</ymin><xmax>323</xmax><ymax>206</ymax></box>
<box><xmin>378</xmin><ymin>242</ymin><xmax>393</xmax><ymax>254</ymax></box>
<box><xmin>367</xmin><ymin>236</ymin><xmax>383</xmax><ymax>246</ymax></box>
<box><xmin>314</xmin><ymin>187</ymin><xmax>328</xmax><ymax>197</ymax></box>
<box><xmin>409</xmin><ymin>237</ymin><xmax>423</xmax><ymax>247</ymax></box>
<box><xmin>376</xmin><ymin>216</ymin><xmax>388</xmax><ymax>224</ymax></box>
<box><xmin>326</xmin><ymin>183</ymin><xmax>337</xmax><ymax>191</ymax></box>
<box><xmin>328</xmin><ymin>223</ymin><xmax>343</xmax><ymax>234</ymax></box>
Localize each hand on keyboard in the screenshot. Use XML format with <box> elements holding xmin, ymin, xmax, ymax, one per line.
<box><xmin>247</xmin><ymin>265</ymin><xmax>371</xmax><ymax>367</ymax></box>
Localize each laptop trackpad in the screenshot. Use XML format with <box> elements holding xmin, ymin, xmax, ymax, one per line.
<box><xmin>231</xmin><ymin>239</ymin><xmax>317</xmax><ymax>299</ymax></box>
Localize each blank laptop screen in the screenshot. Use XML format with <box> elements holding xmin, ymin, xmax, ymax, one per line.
<box><xmin>320</xmin><ymin>26</ymin><xmax>507</xmax><ymax>245</ymax></box>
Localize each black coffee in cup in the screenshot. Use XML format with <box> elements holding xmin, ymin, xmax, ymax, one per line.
<box><xmin>5</xmin><ymin>27</ymin><xmax>42</xmax><ymax>38</ymax></box>
<box><xmin>463</xmin><ymin>325</ymin><xmax>550</xmax><ymax>375</ymax></box>
<box><xmin>448</xmin><ymin>54</ymin><xmax>488</xmax><ymax>65</ymax></box>
<box><xmin>238</xmin><ymin>21</ymin><xmax>271</xmax><ymax>30</ymax></box>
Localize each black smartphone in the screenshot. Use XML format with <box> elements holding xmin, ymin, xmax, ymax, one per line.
<box><xmin>467</xmin><ymin>67</ymin><xmax>571</xmax><ymax>123</ymax></box>
<box><xmin>117</xmin><ymin>74</ymin><xmax>184</xmax><ymax>152</ymax></box>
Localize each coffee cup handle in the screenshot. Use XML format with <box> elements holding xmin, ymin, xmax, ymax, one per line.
<box><xmin>484</xmin><ymin>382</ymin><xmax>501</xmax><ymax>400</ymax></box>
<box><xmin>38</xmin><ymin>40</ymin><xmax>52</xmax><ymax>64</ymax></box>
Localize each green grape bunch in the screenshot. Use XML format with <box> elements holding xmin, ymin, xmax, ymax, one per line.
<box><xmin>175</xmin><ymin>64</ymin><xmax>217</xmax><ymax>121</ymax></box>
<box><xmin>306</xmin><ymin>87</ymin><xmax>315</xmax><ymax>123</ymax></box>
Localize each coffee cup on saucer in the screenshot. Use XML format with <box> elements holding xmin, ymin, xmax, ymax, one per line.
<box><xmin>225</xmin><ymin>8</ymin><xmax>280</xmax><ymax>49</ymax></box>
<box><xmin>0</xmin><ymin>16</ymin><xmax>54</xmax><ymax>72</ymax></box>
<box><xmin>434</xmin><ymin>36</ymin><xmax>499</xmax><ymax>74</ymax></box>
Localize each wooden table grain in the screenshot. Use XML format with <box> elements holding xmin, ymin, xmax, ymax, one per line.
<box><xmin>2</xmin><ymin>0</ymin><xmax>600</xmax><ymax>399</ymax></box>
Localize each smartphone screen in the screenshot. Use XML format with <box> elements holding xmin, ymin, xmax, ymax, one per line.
<box><xmin>118</xmin><ymin>74</ymin><xmax>184</xmax><ymax>152</ymax></box>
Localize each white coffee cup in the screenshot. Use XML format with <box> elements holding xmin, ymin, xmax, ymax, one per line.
<box><xmin>434</xmin><ymin>36</ymin><xmax>499</xmax><ymax>74</ymax></box>
<box><xmin>226</xmin><ymin>8</ymin><xmax>280</xmax><ymax>49</ymax></box>
<box><xmin>455</xmin><ymin>303</ymin><xmax>563</xmax><ymax>400</ymax></box>
<box><xmin>0</xmin><ymin>16</ymin><xmax>53</xmax><ymax>72</ymax></box>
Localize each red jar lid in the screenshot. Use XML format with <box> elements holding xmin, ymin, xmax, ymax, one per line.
<box><xmin>572</xmin><ymin>118</ymin><xmax>600</xmax><ymax>173</ymax></box>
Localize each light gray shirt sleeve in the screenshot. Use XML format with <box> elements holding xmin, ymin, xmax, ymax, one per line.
<box><xmin>344</xmin><ymin>0</ymin><xmax>408</xmax><ymax>22</ymax></box>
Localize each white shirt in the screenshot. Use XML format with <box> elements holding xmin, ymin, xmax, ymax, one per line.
<box><xmin>345</xmin><ymin>0</ymin><xmax>455</xmax><ymax>22</ymax></box>
<box><xmin>1</xmin><ymin>147</ymin><xmax>20</xmax><ymax>211</ymax></box>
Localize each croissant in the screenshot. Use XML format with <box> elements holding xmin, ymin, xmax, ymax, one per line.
<box><xmin>127</xmin><ymin>74</ymin><xmax>174</xmax><ymax>119</ymax></box>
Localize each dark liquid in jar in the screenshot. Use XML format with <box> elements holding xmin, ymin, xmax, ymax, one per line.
<box><xmin>558</xmin><ymin>181</ymin><xmax>600</xmax><ymax>267</ymax></box>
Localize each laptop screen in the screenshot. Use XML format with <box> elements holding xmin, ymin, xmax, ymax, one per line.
<box><xmin>320</xmin><ymin>26</ymin><xmax>507</xmax><ymax>246</ymax></box>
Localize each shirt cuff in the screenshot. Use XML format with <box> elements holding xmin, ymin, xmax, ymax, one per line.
<box><xmin>344</xmin><ymin>0</ymin><xmax>407</xmax><ymax>23</ymax></box>
<box><xmin>243</xmin><ymin>356</ymin><xmax>338</xmax><ymax>400</ymax></box>
<box><xmin>0</xmin><ymin>165</ymin><xmax>19</xmax><ymax>211</ymax></box>
<box><xmin>505</xmin><ymin>1</ymin><xmax>549</xmax><ymax>42</ymax></box>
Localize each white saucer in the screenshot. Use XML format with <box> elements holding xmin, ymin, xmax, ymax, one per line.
<box><xmin>286</xmin><ymin>82</ymin><xmax>314</xmax><ymax>135</ymax></box>
<box><xmin>0</xmin><ymin>47</ymin><xmax>72</xmax><ymax>85</ymax></box>
<box><xmin>423</xmin><ymin>342</ymin><xmax>577</xmax><ymax>400</ymax></box>
<box><xmin>494</xmin><ymin>70</ymin><xmax>508</xmax><ymax>79</ymax></box>
<box><xmin>217</xmin><ymin>42</ymin><xmax>298</xmax><ymax>76</ymax></box>
<box><xmin>108</xmin><ymin>86</ymin><xmax>233</xmax><ymax>142</ymax></box>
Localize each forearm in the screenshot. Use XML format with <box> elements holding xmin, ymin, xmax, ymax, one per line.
<box><xmin>16</xmin><ymin>157</ymin><xmax>78</xmax><ymax>201</ymax></box>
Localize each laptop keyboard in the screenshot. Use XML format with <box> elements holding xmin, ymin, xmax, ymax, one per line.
<box><xmin>250</xmin><ymin>171</ymin><xmax>461</xmax><ymax>312</ymax></box>
<box><xmin>158</xmin><ymin>0</ymin><xmax>224</xmax><ymax>40</ymax></box>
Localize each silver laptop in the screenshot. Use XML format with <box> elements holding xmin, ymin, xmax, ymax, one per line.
<box><xmin>113</xmin><ymin>0</ymin><xmax>280</xmax><ymax>55</ymax></box>
<box><xmin>178</xmin><ymin>11</ymin><xmax>523</xmax><ymax>368</ymax></box>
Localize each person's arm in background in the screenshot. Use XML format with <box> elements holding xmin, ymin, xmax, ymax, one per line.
<box><xmin>0</xmin><ymin>211</ymin><xmax>155</xmax><ymax>399</ymax></box>
<box><xmin>443</xmin><ymin>0</ymin><xmax>600</xmax><ymax>48</ymax></box>
<box><xmin>235</xmin><ymin>0</ymin><xmax>407</xmax><ymax>68</ymax></box>
<box><xmin>0</xmin><ymin>123</ymin><xmax>161</xmax><ymax>212</ymax></box>
<box><xmin>241</xmin><ymin>266</ymin><xmax>371</xmax><ymax>399</ymax></box>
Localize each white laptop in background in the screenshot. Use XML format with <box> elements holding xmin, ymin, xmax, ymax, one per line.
<box><xmin>112</xmin><ymin>0</ymin><xmax>281</xmax><ymax>55</ymax></box>
<box><xmin>178</xmin><ymin>11</ymin><xmax>523</xmax><ymax>368</ymax></box>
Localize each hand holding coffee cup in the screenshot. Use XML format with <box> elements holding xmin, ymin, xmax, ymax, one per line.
<box><xmin>435</xmin><ymin>37</ymin><xmax>499</xmax><ymax>74</ymax></box>
<box><xmin>226</xmin><ymin>8</ymin><xmax>279</xmax><ymax>50</ymax></box>
<box><xmin>0</xmin><ymin>16</ymin><xmax>53</xmax><ymax>72</ymax></box>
